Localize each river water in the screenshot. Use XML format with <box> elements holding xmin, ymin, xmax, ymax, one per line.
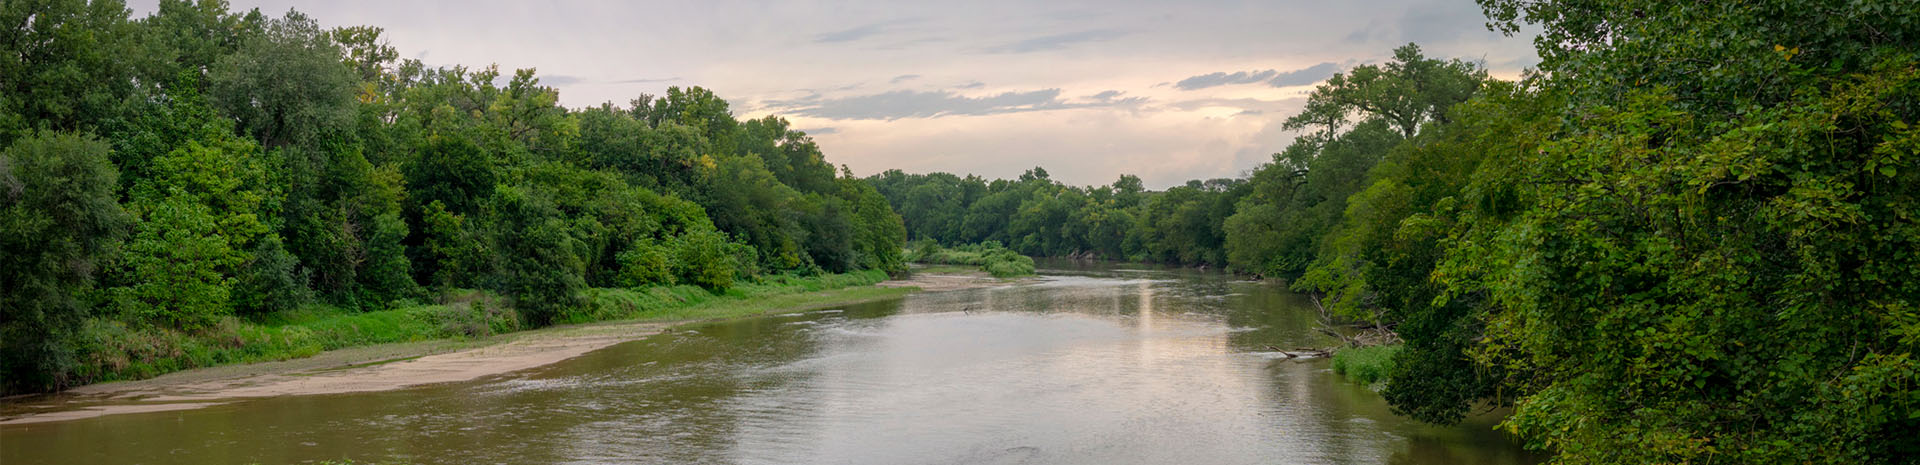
<box><xmin>1</xmin><ymin>262</ymin><xmax>1541</xmax><ymax>464</ymax></box>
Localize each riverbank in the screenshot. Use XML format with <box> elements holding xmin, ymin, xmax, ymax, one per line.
<box><xmin>880</xmin><ymin>266</ymin><xmax>1030</xmax><ymax>292</ymax></box>
<box><xmin>1</xmin><ymin>270</ymin><xmax>1023</xmax><ymax>425</ymax></box>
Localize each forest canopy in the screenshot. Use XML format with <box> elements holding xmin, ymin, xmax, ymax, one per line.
<box><xmin>0</xmin><ymin>0</ymin><xmax>904</xmax><ymax>392</ymax></box>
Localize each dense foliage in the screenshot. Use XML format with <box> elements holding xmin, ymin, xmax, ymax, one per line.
<box><xmin>869</xmin><ymin>167</ymin><xmax>1246</xmax><ymax>267</ymax></box>
<box><xmin>873</xmin><ymin>1</ymin><xmax>1919</xmax><ymax>462</ymax></box>
<box><xmin>0</xmin><ymin>0</ymin><xmax>904</xmax><ymax>392</ymax></box>
<box><xmin>906</xmin><ymin>241</ymin><xmax>1037</xmax><ymax>278</ymax></box>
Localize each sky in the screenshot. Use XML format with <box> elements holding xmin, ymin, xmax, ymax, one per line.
<box><xmin>130</xmin><ymin>0</ymin><xmax>1541</xmax><ymax>189</ymax></box>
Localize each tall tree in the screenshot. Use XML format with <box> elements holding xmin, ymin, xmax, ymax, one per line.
<box><xmin>0</xmin><ymin>132</ymin><xmax>130</xmax><ymax>390</ymax></box>
<box><xmin>1285</xmin><ymin>43</ymin><xmax>1485</xmax><ymax>140</ymax></box>
<box><xmin>208</xmin><ymin>10</ymin><xmax>355</xmax><ymax>149</ymax></box>
<box><xmin>0</xmin><ymin>0</ymin><xmax>141</xmax><ymax>143</ymax></box>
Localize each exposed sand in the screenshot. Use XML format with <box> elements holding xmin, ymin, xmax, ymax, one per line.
<box><xmin>0</xmin><ymin>320</ymin><xmax>671</xmax><ymax>425</ymax></box>
<box><xmin>1</xmin><ymin>275</ymin><xmax>1018</xmax><ymax>425</ymax></box>
<box><xmin>0</xmin><ymin>402</ymin><xmax>227</xmax><ymax>424</ymax></box>
<box><xmin>879</xmin><ymin>269</ymin><xmax>1025</xmax><ymax>292</ymax></box>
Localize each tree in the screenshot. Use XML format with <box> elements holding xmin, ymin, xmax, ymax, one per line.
<box><xmin>841</xmin><ymin>172</ymin><xmax>907</xmax><ymax>273</ymax></box>
<box><xmin>1407</xmin><ymin>1</ymin><xmax>1920</xmax><ymax>462</ymax></box>
<box><xmin>329</xmin><ymin>25</ymin><xmax>396</xmax><ymax>85</ymax></box>
<box><xmin>113</xmin><ymin>115</ymin><xmax>274</xmax><ymax>326</ymax></box>
<box><xmin>136</xmin><ymin>0</ymin><xmax>263</xmax><ymax>86</ymax></box>
<box><xmin>1226</xmin><ymin>120</ymin><xmax>1402</xmax><ymax>279</ymax></box>
<box><xmin>484</xmin><ymin>185</ymin><xmax>586</xmax><ymax>325</ymax></box>
<box><xmin>208</xmin><ymin>10</ymin><xmax>355</xmax><ymax>148</ymax></box>
<box><xmin>233</xmin><ymin>234</ymin><xmax>311</xmax><ymax>314</ymax></box>
<box><xmin>1</xmin><ymin>2</ymin><xmax>917</xmax><ymax>395</ymax></box>
<box><xmin>407</xmin><ymin>134</ymin><xmax>496</xmax><ymax>215</ymax></box>
<box><xmin>0</xmin><ymin>132</ymin><xmax>130</xmax><ymax>390</ymax></box>
<box><xmin>115</xmin><ymin>191</ymin><xmax>238</xmax><ymax>328</ymax></box>
<box><xmin>740</xmin><ymin>116</ymin><xmax>835</xmax><ymax>194</ymax></box>
<box><xmin>0</xmin><ymin>0</ymin><xmax>142</xmax><ymax>143</ymax></box>
<box><xmin>1285</xmin><ymin>43</ymin><xmax>1485</xmax><ymax>140</ymax></box>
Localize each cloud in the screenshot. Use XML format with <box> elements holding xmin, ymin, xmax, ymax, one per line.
<box><xmin>1267</xmin><ymin>62</ymin><xmax>1341</xmax><ymax>87</ymax></box>
<box><xmin>985</xmin><ymin>30</ymin><xmax>1127</xmax><ymax>53</ymax></box>
<box><xmin>814</xmin><ymin>19</ymin><xmax>922</xmax><ymax>44</ymax></box>
<box><xmin>1398</xmin><ymin>2</ymin><xmax>1491</xmax><ymax>44</ymax></box>
<box><xmin>814</xmin><ymin>23</ymin><xmax>888</xmax><ymax>43</ymax></box>
<box><xmin>955</xmin><ymin>81</ymin><xmax>985</xmax><ymax>89</ymax></box>
<box><xmin>799</xmin><ymin>127</ymin><xmax>840</xmax><ymax>135</ymax></box>
<box><xmin>613</xmin><ymin>76</ymin><xmax>681</xmax><ymax>84</ymax></box>
<box><xmin>762</xmin><ymin>88</ymin><xmax>1143</xmax><ymax>120</ymax></box>
<box><xmin>1174</xmin><ymin>62</ymin><xmax>1341</xmax><ymax>90</ymax></box>
<box><xmin>1088</xmin><ymin>90</ymin><xmax>1125</xmax><ymax>101</ymax></box>
<box><xmin>539</xmin><ymin>74</ymin><xmax>585</xmax><ymax>86</ymax></box>
<box><xmin>1489</xmin><ymin>55</ymin><xmax>1542</xmax><ymax>70</ymax></box>
<box><xmin>869</xmin><ymin>37</ymin><xmax>950</xmax><ymax>51</ymax></box>
<box><xmin>1175</xmin><ymin>70</ymin><xmax>1279</xmax><ymax>90</ymax></box>
<box><xmin>1165</xmin><ymin>97</ymin><xmax>1305</xmax><ymax>114</ymax></box>
<box><xmin>1344</xmin><ymin>21</ymin><xmax>1383</xmax><ymax>44</ymax></box>
<box><xmin>890</xmin><ymin>74</ymin><xmax>922</xmax><ymax>84</ymax></box>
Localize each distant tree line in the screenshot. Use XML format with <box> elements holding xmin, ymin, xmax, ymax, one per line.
<box><xmin>0</xmin><ymin>0</ymin><xmax>904</xmax><ymax>392</ymax></box>
<box><xmin>873</xmin><ymin>0</ymin><xmax>1920</xmax><ymax>462</ymax></box>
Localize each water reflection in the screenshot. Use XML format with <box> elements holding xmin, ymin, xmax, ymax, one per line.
<box><xmin>0</xmin><ymin>262</ymin><xmax>1540</xmax><ymax>465</ymax></box>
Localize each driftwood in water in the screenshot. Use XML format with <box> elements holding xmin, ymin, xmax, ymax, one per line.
<box><xmin>1308</xmin><ymin>293</ymin><xmax>1402</xmax><ymax>347</ymax></box>
<box><xmin>1264</xmin><ymin>345</ymin><xmax>1333</xmax><ymax>359</ymax></box>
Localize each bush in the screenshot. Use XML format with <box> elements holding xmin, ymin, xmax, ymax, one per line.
<box><xmin>908</xmin><ymin>241</ymin><xmax>1035</xmax><ymax>277</ymax></box>
<box><xmin>669</xmin><ymin>228</ymin><xmax>737</xmax><ymax>290</ymax></box>
<box><xmin>614</xmin><ymin>238</ymin><xmax>674</xmax><ymax>287</ymax></box>
<box><xmin>1332</xmin><ymin>344</ymin><xmax>1400</xmax><ymax>386</ymax></box>
<box><xmin>980</xmin><ymin>248</ymin><xmax>1035</xmax><ymax>278</ymax></box>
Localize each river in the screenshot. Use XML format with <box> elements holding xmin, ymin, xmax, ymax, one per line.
<box><xmin>0</xmin><ymin>261</ymin><xmax>1542</xmax><ymax>464</ymax></box>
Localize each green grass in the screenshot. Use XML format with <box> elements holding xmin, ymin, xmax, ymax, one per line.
<box><xmin>1331</xmin><ymin>344</ymin><xmax>1401</xmax><ymax>387</ymax></box>
<box><xmin>561</xmin><ymin>269</ymin><xmax>900</xmax><ymax>323</ymax></box>
<box><xmin>907</xmin><ymin>241</ymin><xmax>1036</xmax><ymax>277</ymax></box>
<box><xmin>67</xmin><ymin>270</ymin><xmax>903</xmax><ymax>388</ymax></box>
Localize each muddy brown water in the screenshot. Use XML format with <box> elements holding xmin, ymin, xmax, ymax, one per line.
<box><xmin>0</xmin><ymin>261</ymin><xmax>1543</xmax><ymax>464</ymax></box>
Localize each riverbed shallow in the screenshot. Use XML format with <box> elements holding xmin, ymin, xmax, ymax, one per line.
<box><xmin>0</xmin><ymin>262</ymin><xmax>1542</xmax><ymax>464</ymax></box>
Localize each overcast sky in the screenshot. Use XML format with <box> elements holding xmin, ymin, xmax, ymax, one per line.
<box><xmin>131</xmin><ymin>0</ymin><xmax>1539</xmax><ymax>188</ymax></box>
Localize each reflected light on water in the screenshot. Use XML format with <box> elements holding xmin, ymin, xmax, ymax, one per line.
<box><xmin>0</xmin><ymin>262</ymin><xmax>1541</xmax><ymax>465</ymax></box>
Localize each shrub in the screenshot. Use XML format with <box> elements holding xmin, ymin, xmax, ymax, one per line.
<box><xmin>908</xmin><ymin>241</ymin><xmax>1035</xmax><ymax>277</ymax></box>
<box><xmin>1332</xmin><ymin>344</ymin><xmax>1400</xmax><ymax>386</ymax></box>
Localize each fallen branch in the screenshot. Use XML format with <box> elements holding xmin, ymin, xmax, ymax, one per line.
<box><xmin>1264</xmin><ymin>345</ymin><xmax>1334</xmax><ymax>358</ymax></box>
<box><xmin>1306</xmin><ymin>292</ymin><xmax>1400</xmax><ymax>348</ymax></box>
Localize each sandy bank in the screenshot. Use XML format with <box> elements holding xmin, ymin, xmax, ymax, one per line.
<box><xmin>0</xmin><ymin>319</ymin><xmax>670</xmax><ymax>425</ymax></box>
<box><xmin>1</xmin><ymin>275</ymin><xmax>1017</xmax><ymax>425</ymax></box>
<box><xmin>879</xmin><ymin>269</ymin><xmax>1025</xmax><ymax>292</ymax></box>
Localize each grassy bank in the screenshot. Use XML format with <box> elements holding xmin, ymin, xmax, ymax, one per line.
<box><xmin>1331</xmin><ymin>344</ymin><xmax>1400</xmax><ymax>388</ymax></box>
<box><xmin>66</xmin><ymin>271</ymin><xmax>898</xmax><ymax>388</ymax></box>
<box><xmin>566</xmin><ymin>271</ymin><xmax>903</xmax><ymax>323</ymax></box>
<box><xmin>907</xmin><ymin>241</ymin><xmax>1036</xmax><ymax>277</ymax></box>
